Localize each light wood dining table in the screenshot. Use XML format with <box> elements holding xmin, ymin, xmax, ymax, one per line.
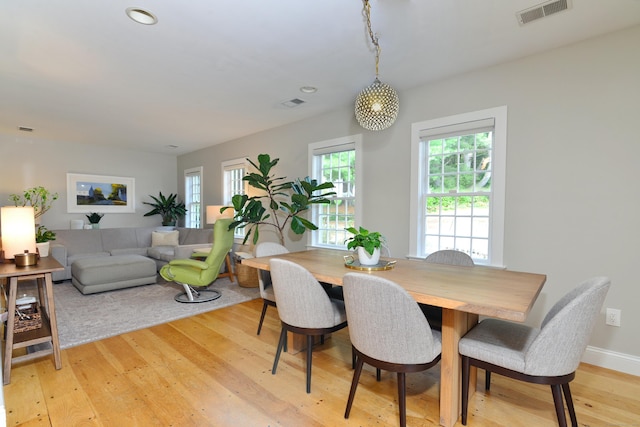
<box><xmin>242</xmin><ymin>248</ymin><xmax>546</xmax><ymax>427</ymax></box>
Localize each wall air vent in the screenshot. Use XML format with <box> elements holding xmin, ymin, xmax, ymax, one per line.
<box><xmin>18</xmin><ymin>126</ymin><xmax>34</xmax><ymax>132</ymax></box>
<box><xmin>517</xmin><ymin>0</ymin><xmax>571</xmax><ymax>26</ymax></box>
<box><xmin>281</xmin><ymin>98</ymin><xmax>306</xmax><ymax>108</ymax></box>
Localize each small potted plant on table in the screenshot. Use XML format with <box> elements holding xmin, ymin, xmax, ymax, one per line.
<box><xmin>345</xmin><ymin>226</ymin><xmax>385</xmax><ymax>266</ymax></box>
<box><xmin>86</xmin><ymin>212</ymin><xmax>104</xmax><ymax>229</ymax></box>
<box><xmin>35</xmin><ymin>226</ymin><xmax>56</xmax><ymax>257</ymax></box>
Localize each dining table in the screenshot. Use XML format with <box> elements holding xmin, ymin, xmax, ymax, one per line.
<box><xmin>242</xmin><ymin>248</ymin><xmax>546</xmax><ymax>427</ymax></box>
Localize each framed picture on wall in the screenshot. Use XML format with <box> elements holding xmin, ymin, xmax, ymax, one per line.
<box><xmin>66</xmin><ymin>173</ymin><xmax>135</xmax><ymax>213</ymax></box>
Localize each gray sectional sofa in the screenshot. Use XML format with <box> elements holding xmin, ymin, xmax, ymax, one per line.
<box><xmin>50</xmin><ymin>226</ymin><xmax>213</xmax><ymax>293</ymax></box>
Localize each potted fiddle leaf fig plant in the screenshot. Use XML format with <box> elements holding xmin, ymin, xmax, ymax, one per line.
<box><xmin>345</xmin><ymin>226</ymin><xmax>385</xmax><ymax>266</ymax></box>
<box><xmin>143</xmin><ymin>192</ymin><xmax>187</xmax><ymax>227</ymax></box>
<box><xmin>223</xmin><ymin>153</ymin><xmax>336</xmax><ymax>246</ymax></box>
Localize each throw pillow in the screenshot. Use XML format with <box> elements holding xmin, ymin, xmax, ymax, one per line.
<box><xmin>151</xmin><ymin>230</ymin><xmax>179</xmax><ymax>247</ymax></box>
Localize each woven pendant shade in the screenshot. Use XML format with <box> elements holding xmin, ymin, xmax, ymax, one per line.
<box><xmin>355</xmin><ymin>78</ymin><xmax>399</xmax><ymax>131</ymax></box>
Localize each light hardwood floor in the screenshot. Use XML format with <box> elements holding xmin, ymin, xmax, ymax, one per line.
<box><xmin>4</xmin><ymin>298</ymin><xmax>639</xmax><ymax>426</ymax></box>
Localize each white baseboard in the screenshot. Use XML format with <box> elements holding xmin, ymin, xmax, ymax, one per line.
<box><xmin>582</xmin><ymin>346</ymin><xmax>640</xmax><ymax>377</ymax></box>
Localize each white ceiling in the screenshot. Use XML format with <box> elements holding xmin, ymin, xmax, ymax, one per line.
<box><xmin>2</xmin><ymin>0</ymin><xmax>640</xmax><ymax>155</ymax></box>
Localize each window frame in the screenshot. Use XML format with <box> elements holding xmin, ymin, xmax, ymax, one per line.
<box><xmin>409</xmin><ymin>106</ymin><xmax>507</xmax><ymax>266</ymax></box>
<box><xmin>307</xmin><ymin>135</ymin><xmax>363</xmax><ymax>249</ymax></box>
<box><xmin>184</xmin><ymin>166</ymin><xmax>203</xmax><ymax>228</ymax></box>
<box><xmin>221</xmin><ymin>158</ymin><xmax>248</xmax><ymax>239</ymax></box>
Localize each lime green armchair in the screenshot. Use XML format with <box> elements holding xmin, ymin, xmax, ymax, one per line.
<box><xmin>160</xmin><ymin>218</ymin><xmax>235</xmax><ymax>303</ymax></box>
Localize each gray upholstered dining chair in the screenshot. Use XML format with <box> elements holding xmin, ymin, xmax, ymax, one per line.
<box><xmin>342</xmin><ymin>273</ymin><xmax>442</xmax><ymax>427</ymax></box>
<box><xmin>254</xmin><ymin>242</ymin><xmax>289</xmax><ymax>335</ymax></box>
<box><xmin>421</xmin><ymin>249</ymin><xmax>475</xmax><ymax>330</ymax></box>
<box><xmin>269</xmin><ymin>258</ymin><xmax>348</xmax><ymax>393</ymax></box>
<box><xmin>459</xmin><ymin>276</ymin><xmax>611</xmax><ymax>427</ymax></box>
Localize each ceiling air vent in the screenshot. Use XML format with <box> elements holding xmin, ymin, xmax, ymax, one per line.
<box><xmin>517</xmin><ymin>0</ymin><xmax>571</xmax><ymax>26</ymax></box>
<box><xmin>281</xmin><ymin>98</ymin><xmax>306</xmax><ymax>108</ymax></box>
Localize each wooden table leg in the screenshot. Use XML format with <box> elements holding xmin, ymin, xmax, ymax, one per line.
<box><xmin>439</xmin><ymin>309</ymin><xmax>478</xmax><ymax>427</ymax></box>
<box><xmin>43</xmin><ymin>273</ymin><xmax>62</xmax><ymax>370</ymax></box>
<box><xmin>3</xmin><ymin>277</ymin><xmax>18</xmax><ymax>385</ymax></box>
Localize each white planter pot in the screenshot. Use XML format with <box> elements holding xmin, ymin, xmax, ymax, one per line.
<box><xmin>357</xmin><ymin>247</ymin><xmax>381</xmax><ymax>265</ymax></box>
<box><xmin>36</xmin><ymin>241</ymin><xmax>50</xmax><ymax>257</ymax></box>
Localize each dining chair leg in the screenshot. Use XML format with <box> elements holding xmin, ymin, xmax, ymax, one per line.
<box><xmin>257</xmin><ymin>301</ymin><xmax>269</xmax><ymax>335</ymax></box>
<box><xmin>376</xmin><ymin>368</ymin><xmax>381</xmax><ymax>381</ymax></box>
<box><xmin>306</xmin><ymin>335</ymin><xmax>313</xmax><ymax>393</ymax></box>
<box><xmin>397</xmin><ymin>372</ymin><xmax>407</xmax><ymax>427</ymax></box>
<box><xmin>551</xmin><ymin>384</ymin><xmax>569</xmax><ymax>427</ymax></box>
<box><xmin>351</xmin><ymin>346</ymin><xmax>356</xmax><ymax>369</ymax></box>
<box><xmin>562</xmin><ymin>383</ymin><xmax>578</xmax><ymax>427</ymax></box>
<box><xmin>461</xmin><ymin>356</ymin><xmax>470</xmax><ymax>425</ymax></box>
<box><xmin>345</xmin><ymin>357</ymin><xmax>365</xmax><ymax>418</ymax></box>
<box><xmin>485</xmin><ymin>369</ymin><xmax>492</xmax><ymax>390</ymax></box>
<box><xmin>271</xmin><ymin>327</ymin><xmax>287</xmax><ymax>375</ymax></box>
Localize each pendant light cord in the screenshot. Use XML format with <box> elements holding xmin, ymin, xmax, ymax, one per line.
<box><xmin>363</xmin><ymin>0</ymin><xmax>381</xmax><ymax>78</ymax></box>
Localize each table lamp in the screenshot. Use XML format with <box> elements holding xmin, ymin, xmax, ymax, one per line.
<box><xmin>206</xmin><ymin>205</ymin><xmax>233</xmax><ymax>224</ymax></box>
<box><xmin>1</xmin><ymin>206</ymin><xmax>37</xmax><ymax>265</ymax></box>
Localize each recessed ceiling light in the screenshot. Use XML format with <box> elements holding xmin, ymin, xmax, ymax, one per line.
<box><xmin>126</xmin><ymin>8</ymin><xmax>158</xmax><ymax>25</ymax></box>
<box><xmin>300</xmin><ymin>86</ymin><xmax>317</xmax><ymax>94</ymax></box>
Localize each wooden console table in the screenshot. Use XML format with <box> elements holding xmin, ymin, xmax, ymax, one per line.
<box><xmin>1</xmin><ymin>257</ymin><xmax>64</xmax><ymax>385</ymax></box>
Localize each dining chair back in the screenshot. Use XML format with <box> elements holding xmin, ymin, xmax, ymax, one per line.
<box><xmin>425</xmin><ymin>249</ymin><xmax>474</xmax><ymax>266</ymax></box>
<box><xmin>458</xmin><ymin>276</ymin><xmax>611</xmax><ymax>426</ymax></box>
<box><xmin>254</xmin><ymin>242</ymin><xmax>289</xmax><ymax>335</ymax></box>
<box><xmin>269</xmin><ymin>258</ymin><xmax>348</xmax><ymax>393</ymax></box>
<box><xmin>342</xmin><ymin>272</ymin><xmax>442</xmax><ymax>427</ymax></box>
<box><xmin>421</xmin><ymin>249</ymin><xmax>475</xmax><ymax>329</ymax></box>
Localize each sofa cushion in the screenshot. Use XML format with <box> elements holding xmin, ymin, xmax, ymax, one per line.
<box><xmin>110</xmin><ymin>247</ymin><xmax>149</xmax><ymax>256</ymax></box>
<box><xmin>151</xmin><ymin>230</ymin><xmax>179</xmax><ymax>247</ymax></box>
<box><xmin>176</xmin><ymin>227</ymin><xmax>213</xmax><ymax>245</ymax></box>
<box><xmin>101</xmin><ymin>228</ymin><xmax>140</xmax><ymax>252</ymax></box>
<box><xmin>147</xmin><ymin>246</ymin><xmax>176</xmax><ymax>262</ymax></box>
<box><xmin>53</xmin><ymin>229</ymin><xmax>104</xmax><ymax>256</ymax></box>
<box><xmin>68</xmin><ymin>252</ymin><xmax>111</xmax><ymax>265</ymax></box>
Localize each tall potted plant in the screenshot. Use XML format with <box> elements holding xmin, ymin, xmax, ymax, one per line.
<box><xmin>143</xmin><ymin>192</ymin><xmax>187</xmax><ymax>226</ymax></box>
<box><xmin>345</xmin><ymin>226</ymin><xmax>385</xmax><ymax>265</ymax></box>
<box><xmin>223</xmin><ymin>154</ymin><xmax>335</xmax><ymax>246</ymax></box>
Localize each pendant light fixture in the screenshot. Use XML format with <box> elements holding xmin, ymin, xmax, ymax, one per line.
<box><xmin>354</xmin><ymin>0</ymin><xmax>399</xmax><ymax>131</ymax></box>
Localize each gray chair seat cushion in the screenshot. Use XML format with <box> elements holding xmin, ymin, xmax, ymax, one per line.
<box><xmin>458</xmin><ymin>318</ymin><xmax>539</xmax><ymax>373</ymax></box>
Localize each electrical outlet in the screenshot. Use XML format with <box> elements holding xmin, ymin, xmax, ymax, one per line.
<box><xmin>606</xmin><ymin>308</ymin><xmax>621</xmax><ymax>327</ymax></box>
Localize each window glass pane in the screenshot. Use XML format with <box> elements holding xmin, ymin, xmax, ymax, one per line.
<box><xmin>420</xmin><ymin>128</ymin><xmax>495</xmax><ymax>263</ymax></box>
<box><xmin>311</xmin><ymin>143</ymin><xmax>356</xmax><ymax>248</ymax></box>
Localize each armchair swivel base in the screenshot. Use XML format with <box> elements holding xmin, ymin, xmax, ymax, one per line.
<box><xmin>174</xmin><ymin>283</ymin><xmax>221</xmax><ymax>303</ymax></box>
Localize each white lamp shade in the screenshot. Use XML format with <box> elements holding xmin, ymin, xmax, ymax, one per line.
<box><xmin>206</xmin><ymin>205</ymin><xmax>233</xmax><ymax>224</ymax></box>
<box><xmin>1</xmin><ymin>206</ymin><xmax>36</xmax><ymax>259</ymax></box>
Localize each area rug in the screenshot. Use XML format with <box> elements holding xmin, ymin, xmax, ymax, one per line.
<box><xmin>50</xmin><ymin>277</ymin><xmax>259</xmax><ymax>349</ymax></box>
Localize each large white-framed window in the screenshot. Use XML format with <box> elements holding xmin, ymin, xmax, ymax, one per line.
<box><xmin>222</xmin><ymin>158</ymin><xmax>247</xmax><ymax>238</ymax></box>
<box><xmin>308</xmin><ymin>135</ymin><xmax>362</xmax><ymax>249</ymax></box>
<box><xmin>184</xmin><ymin>166</ymin><xmax>203</xmax><ymax>228</ymax></box>
<box><xmin>409</xmin><ymin>106</ymin><xmax>507</xmax><ymax>266</ymax></box>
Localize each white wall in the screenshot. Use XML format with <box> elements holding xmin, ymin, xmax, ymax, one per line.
<box><xmin>178</xmin><ymin>25</ymin><xmax>640</xmax><ymax>373</ymax></box>
<box><xmin>0</xmin><ymin>137</ymin><xmax>178</xmax><ymax>230</ymax></box>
